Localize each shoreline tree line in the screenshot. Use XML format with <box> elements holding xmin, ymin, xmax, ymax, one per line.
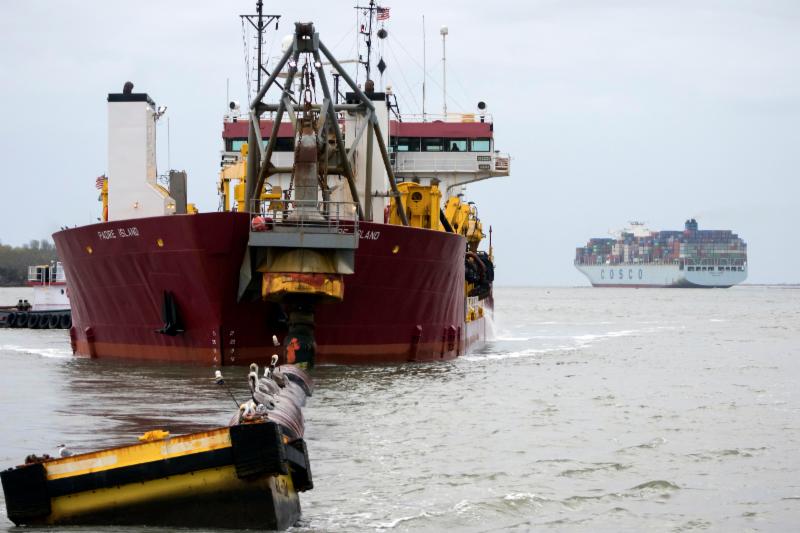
<box><xmin>0</xmin><ymin>240</ymin><xmax>59</xmax><ymax>286</ymax></box>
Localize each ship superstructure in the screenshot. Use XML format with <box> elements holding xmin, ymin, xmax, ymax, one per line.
<box><xmin>53</xmin><ymin>3</ymin><xmax>509</xmax><ymax>365</ymax></box>
<box><xmin>574</xmin><ymin>219</ymin><xmax>747</xmax><ymax>288</ymax></box>
<box><xmin>26</xmin><ymin>262</ymin><xmax>70</xmax><ymax>311</ymax></box>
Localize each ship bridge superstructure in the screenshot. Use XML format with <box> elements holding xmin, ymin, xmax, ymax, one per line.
<box><xmin>218</xmin><ymin>0</ymin><xmax>509</xmax><ymax>226</ymax></box>
<box><xmin>219</xmin><ymin>111</ymin><xmax>509</xmax><ymax>214</ymax></box>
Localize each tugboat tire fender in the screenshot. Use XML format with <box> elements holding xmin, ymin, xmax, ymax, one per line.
<box><xmin>229</xmin><ymin>422</ymin><xmax>288</xmax><ymax>479</ymax></box>
<box><xmin>0</xmin><ymin>462</ymin><xmax>51</xmax><ymax>525</ymax></box>
<box><xmin>465</xmin><ymin>251</ymin><xmax>487</xmax><ymax>283</ymax></box>
<box><xmin>13</xmin><ymin>313</ymin><xmax>27</xmax><ymax>328</ymax></box>
<box><xmin>287</xmin><ymin>438</ymin><xmax>313</xmax><ymax>492</ymax></box>
<box><xmin>466</xmin><ymin>251</ymin><xmax>486</xmax><ymax>272</ymax></box>
<box><xmin>59</xmin><ymin>314</ymin><xmax>71</xmax><ymax>330</ymax></box>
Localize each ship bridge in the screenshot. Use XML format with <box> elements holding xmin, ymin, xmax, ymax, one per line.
<box><xmin>221</xmin><ymin>110</ymin><xmax>509</xmax><ymax>201</ymax></box>
<box><xmin>388</xmin><ymin>115</ymin><xmax>510</xmax><ymax>184</ymax></box>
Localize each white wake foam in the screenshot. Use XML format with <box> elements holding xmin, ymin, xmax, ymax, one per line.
<box><xmin>1</xmin><ymin>344</ymin><xmax>72</xmax><ymax>359</ymax></box>
<box><xmin>466</xmin><ymin>327</ymin><xmax>654</xmax><ymax>362</ymax></box>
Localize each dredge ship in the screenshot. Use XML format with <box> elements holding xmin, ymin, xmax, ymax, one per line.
<box><xmin>574</xmin><ymin>219</ymin><xmax>747</xmax><ymax>288</ymax></box>
<box><xmin>53</xmin><ymin>3</ymin><xmax>509</xmax><ymax>365</ymax></box>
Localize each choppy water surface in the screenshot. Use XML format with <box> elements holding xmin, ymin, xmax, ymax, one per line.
<box><xmin>1</xmin><ymin>286</ymin><xmax>798</xmax><ymax>531</ymax></box>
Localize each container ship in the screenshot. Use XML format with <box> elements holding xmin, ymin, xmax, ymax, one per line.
<box><xmin>52</xmin><ymin>3</ymin><xmax>509</xmax><ymax>365</ymax></box>
<box><xmin>574</xmin><ymin>219</ymin><xmax>747</xmax><ymax>288</ymax></box>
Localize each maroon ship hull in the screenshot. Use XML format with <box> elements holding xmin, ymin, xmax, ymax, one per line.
<box><xmin>53</xmin><ymin>213</ymin><xmax>489</xmax><ymax>365</ymax></box>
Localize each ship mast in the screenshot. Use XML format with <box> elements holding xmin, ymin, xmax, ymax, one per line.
<box><xmin>240</xmin><ymin>1</ymin><xmax>281</xmax><ymax>103</ymax></box>
<box><xmin>241</xmin><ymin>1</ymin><xmax>280</xmax><ymax>208</ymax></box>
<box><xmin>440</xmin><ymin>25</ymin><xmax>448</xmax><ymax>117</ymax></box>
<box><xmin>356</xmin><ymin>0</ymin><xmax>378</xmax><ymax>82</ymax></box>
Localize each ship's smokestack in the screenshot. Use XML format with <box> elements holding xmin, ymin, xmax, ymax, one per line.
<box><xmin>107</xmin><ymin>86</ymin><xmax>175</xmax><ymax>221</ymax></box>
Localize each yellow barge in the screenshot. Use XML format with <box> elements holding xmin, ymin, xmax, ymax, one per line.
<box><xmin>1</xmin><ymin>421</ymin><xmax>312</xmax><ymax>529</ymax></box>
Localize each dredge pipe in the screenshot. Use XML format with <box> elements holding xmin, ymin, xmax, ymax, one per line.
<box><xmin>283</xmin><ymin>298</ymin><xmax>317</xmax><ymax>369</ymax></box>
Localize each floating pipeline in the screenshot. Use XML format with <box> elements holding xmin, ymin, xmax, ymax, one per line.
<box><xmin>1</xmin><ymin>364</ymin><xmax>314</xmax><ymax>530</ymax></box>
<box><xmin>465</xmin><ymin>251</ymin><xmax>495</xmax><ymax>300</ymax></box>
<box><xmin>261</xmin><ymin>272</ymin><xmax>347</xmax><ymax>369</ymax></box>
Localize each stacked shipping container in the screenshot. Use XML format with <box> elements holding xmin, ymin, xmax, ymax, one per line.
<box><xmin>575</xmin><ymin>219</ymin><xmax>747</xmax><ymax>267</ymax></box>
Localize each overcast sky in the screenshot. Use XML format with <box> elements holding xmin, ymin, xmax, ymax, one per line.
<box><xmin>1</xmin><ymin>0</ymin><xmax>798</xmax><ymax>285</ymax></box>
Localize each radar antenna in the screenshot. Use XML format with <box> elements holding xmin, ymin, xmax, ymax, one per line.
<box><xmin>240</xmin><ymin>1</ymin><xmax>281</xmax><ymax>103</ymax></box>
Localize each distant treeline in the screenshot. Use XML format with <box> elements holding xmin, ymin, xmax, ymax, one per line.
<box><xmin>0</xmin><ymin>240</ymin><xmax>59</xmax><ymax>286</ymax></box>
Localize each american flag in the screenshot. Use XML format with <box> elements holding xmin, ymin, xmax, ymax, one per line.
<box><xmin>377</xmin><ymin>6</ymin><xmax>390</xmax><ymax>21</ymax></box>
<box><xmin>95</xmin><ymin>175</ymin><xmax>107</xmax><ymax>190</ymax></box>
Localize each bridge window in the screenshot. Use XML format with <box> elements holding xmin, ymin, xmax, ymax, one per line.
<box><xmin>447</xmin><ymin>139</ymin><xmax>468</xmax><ymax>152</ymax></box>
<box><xmin>470</xmin><ymin>138</ymin><xmax>491</xmax><ymax>152</ymax></box>
<box><xmin>393</xmin><ymin>137</ymin><xmax>420</xmax><ymax>152</ymax></box>
<box><xmin>261</xmin><ymin>138</ymin><xmax>295</xmax><ymax>152</ymax></box>
<box><xmin>226</xmin><ymin>138</ymin><xmax>247</xmax><ymax>151</ymax></box>
<box><xmin>421</xmin><ymin>138</ymin><xmax>444</xmax><ymax>152</ymax></box>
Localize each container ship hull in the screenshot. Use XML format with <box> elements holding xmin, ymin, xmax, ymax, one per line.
<box><xmin>53</xmin><ymin>212</ymin><xmax>488</xmax><ymax>365</ymax></box>
<box><xmin>575</xmin><ymin>219</ymin><xmax>747</xmax><ymax>288</ymax></box>
<box><xmin>575</xmin><ymin>263</ymin><xmax>747</xmax><ymax>288</ymax></box>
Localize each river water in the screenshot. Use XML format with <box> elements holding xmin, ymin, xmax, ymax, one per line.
<box><xmin>0</xmin><ymin>286</ymin><xmax>798</xmax><ymax>531</ymax></box>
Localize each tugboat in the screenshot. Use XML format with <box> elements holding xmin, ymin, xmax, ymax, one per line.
<box><xmin>0</xmin><ymin>262</ymin><xmax>71</xmax><ymax>329</ymax></box>
<box><xmin>0</xmin><ymin>362</ymin><xmax>313</xmax><ymax>530</ymax></box>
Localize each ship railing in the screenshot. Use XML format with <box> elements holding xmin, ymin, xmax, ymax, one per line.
<box><xmin>223</xmin><ymin>149</ymin><xmax>506</xmax><ymax>176</ymax></box>
<box><xmin>393</xmin><ymin>152</ymin><xmax>511</xmax><ymax>175</ymax></box>
<box><xmin>27</xmin><ymin>264</ymin><xmax>64</xmax><ymax>285</ymax></box>
<box><xmin>223</xmin><ymin>147</ymin><xmax>512</xmax><ymax>176</ymax></box>
<box><xmin>225</xmin><ymin>111</ymin><xmax>495</xmax><ymax>124</ymax></box>
<box><xmin>53</xmin><ymin>262</ymin><xmax>67</xmax><ymax>283</ymax></box>
<box><xmin>494</xmin><ymin>156</ymin><xmax>510</xmax><ymax>171</ymax></box>
<box><xmin>396</xmin><ymin>112</ymin><xmax>494</xmax><ymax>123</ymax></box>
<box><xmin>683</xmin><ymin>257</ymin><xmax>747</xmax><ymax>272</ymax></box>
<box><xmin>27</xmin><ymin>266</ymin><xmax>41</xmax><ymax>283</ymax></box>
<box><xmin>220</xmin><ymin>151</ymin><xmax>295</xmax><ymax>171</ymax></box>
<box><xmin>248</xmin><ymin>199</ymin><xmax>360</xmax><ymax>250</ymax></box>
